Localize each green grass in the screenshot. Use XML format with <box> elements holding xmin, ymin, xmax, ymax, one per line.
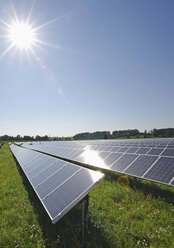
<box><xmin>1</xmin><ymin>143</ymin><xmax>174</xmax><ymax>247</ymax></box>
<box><xmin>89</xmin><ymin>180</ymin><xmax>174</xmax><ymax>248</ymax></box>
<box><xmin>0</xmin><ymin>143</ymin><xmax>45</xmax><ymax>248</ymax></box>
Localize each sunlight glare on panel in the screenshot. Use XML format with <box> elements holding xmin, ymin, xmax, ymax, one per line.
<box><xmin>79</xmin><ymin>149</ymin><xmax>109</xmax><ymax>169</ymax></box>
<box><xmin>88</xmin><ymin>170</ymin><xmax>104</xmax><ymax>182</ymax></box>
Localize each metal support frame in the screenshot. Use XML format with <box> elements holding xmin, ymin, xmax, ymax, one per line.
<box><xmin>81</xmin><ymin>194</ymin><xmax>89</xmax><ymax>244</ymax></box>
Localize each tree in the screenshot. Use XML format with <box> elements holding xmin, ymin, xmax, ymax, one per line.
<box><xmin>16</xmin><ymin>135</ymin><xmax>21</xmax><ymax>140</ymax></box>
<box><xmin>144</xmin><ymin>130</ymin><xmax>147</xmax><ymax>138</ymax></box>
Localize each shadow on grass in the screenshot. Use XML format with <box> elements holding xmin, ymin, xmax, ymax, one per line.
<box><xmin>105</xmin><ymin>171</ymin><xmax>174</xmax><ymax>205</ymax></box>
<box><xmin>13</xmin><ymin>156</ymin><xmax>112</xmax><ymax>248</ymax></box>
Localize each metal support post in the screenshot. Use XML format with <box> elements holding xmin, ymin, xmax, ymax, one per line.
<box><xmin>81</xmin><ymin>195</ymin><xmax>89</xmax><ymax>244</ymax></box>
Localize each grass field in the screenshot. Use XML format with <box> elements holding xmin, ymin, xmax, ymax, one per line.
<box><xmin>1</xmin><ymin>143</ymin><xmax>174</xmax><ymax>248</ymax></box>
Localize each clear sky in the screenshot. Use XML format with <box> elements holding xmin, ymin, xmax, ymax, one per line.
<box><xmin>0</xmin><ymin>0</ymin><xmax>174</xmax><ymax>137</ymax></box>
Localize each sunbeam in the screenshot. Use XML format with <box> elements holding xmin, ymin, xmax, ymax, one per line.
<box><xmin>0</xmin><ymin>4</ymin><xmax>64</xmax><ymax>59</ymax></box>
<box><xmin>0</xmin><ymin>43</ymin><xmax>15</xmax><ymax>60</ymax></box>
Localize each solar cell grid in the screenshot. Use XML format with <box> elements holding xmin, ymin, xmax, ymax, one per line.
<box><xmin>147</xmin><ymin>148</ymin><xmax>164</xmax><ymax>156</ymax></box>
<box><xmin>126</xmin><ymin>147</ymin><xmax>139</xmax><ymax>154</ymax></box>
<box><xmin>43</xmin><ymin>168</ymin><xmax>102</xmax><ymax>221</ymax></box>
<box><xmin>59</xmin><ymin>149</ymin><xmax>78</xmax><ymax>159</ymax></box>
<box><xmin>10</xmin><ymin>144</ymin><xmax>104</xmax><ymax>223</ymax></box>
<box><xmin>131</xmin><ymin>144</ymin><xmax>140</xmax><ymax>148</ymax></box>
<box><xmin>88</xmin><ymin>145</ymin><xmax>97</xmax><ymax>150</ymax></box>
<box><xmin>17</xmin><ymin>153</ymin><xmax>40</xmax><ymax>168</ymax></box>
<box><xmin>28</xmin><ymin>161</ymin><xmax>55</xmax><ymax>178</ymax></box>
<box><xmin>98</xmin><ymin>151</ymin><xmax>110</xmax><ymax>159</ymax></box>
<box><xmin>20</xmin><ymin>138</ymin><xmax>174</xmax><ymax>187</ymax></box>
<box><xmin>94</xmin><ymin>146</ymin><xmax>105</xmax><ymax>151</ymax></box>
<box><xmin>147</xmin><ymin>145</ymin><xmax>156</xmax><ymax>148</ymax></box>
<box><xmin>110</xmin><ymin>146</ymin><xmax>121</xmax><ymax>152</ymax></box>
<box><xmin>136</xmin><ymin>148</ymin><xmax>151</xmax><ymax>155</ymax></box>
<box><xmin>36</xmin><ymin>164</ymin><xmax>80</xmax><ymax>199</ymax></box>
<box><xmin>57</xmin><ymin>148</ymin><xmax>72</xmax><ymax>157</ymax></box>
<box><xmin>70</xmin><ymin>150</ymin><xmax>83</xmax><ymax>160</ymax></box>
<box><xmin>167</xmin><ymin>145</ymin><xmax>174</xmax><ymax>148</ymax></box>
<box><xmin>111</xmin><ymin>154</ymin><xmax>138</xmax><ymax>172</ymax></box>
<box><xmin>124</xmin><ymin>155</ymin><xmax>158</xmax><ymax>177</ymax></box>
<box><xmin>24</xmin><ymin>156</ymin><xmax>50</xmax><ymax>171</ymax></box>
<box><xmin>104</xmin><ymin>152</ymin><xmax>123</xmax><ymax>167</ymax></box>
<box><xmin>117</xmin><ymin>147</ymin><xmax>129</xmax><ymax>153</ymax></box>
<box><xmin>102</xmin><ymin>146</ymin><xmax>113</xmax><ymax>152</ymax></box>
<box><xmin>31</xmin><ymin>160</ymin><xmax>66</xmax><ymax>187</ymax></box>
<box><xmin>161</xmin><ymin>149</ymin><xmax>174</xmax><ymax>157</ymax></box>
<box><xmin>143</xmin><ymin>157</ymin><xmax>174</xmax><ymax>184</ymax></box>
<box><xmin>156</xmin><ymin>145</ymin><xmax>167</xmax><ymax>148</ymax></box>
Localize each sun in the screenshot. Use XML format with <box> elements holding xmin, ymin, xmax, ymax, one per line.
<box><xmin>0</xmin><ymin>5</ymin><xmax>62</xmax><ymax>59</ymax></box>
<box><xmin>9</xmin><ymin>22</ymin><xmax>36</xmax><ymax>50</ymax></box>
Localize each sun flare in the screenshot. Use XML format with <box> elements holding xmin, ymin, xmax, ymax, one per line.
<box><xmin>0</xmin><ymin>5</ymin><xmax>62</xmax><ymax>59</ymax></box>
<box><xmin>9</xmin><ymin>22</ymin><xmax>36</xmax><ymax>49</ymax></box>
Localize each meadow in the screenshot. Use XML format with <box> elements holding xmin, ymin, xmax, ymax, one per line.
<box><xmin>0</xmin><ymin>143</ymin><xmax>174</xmax><ymax>248</ymax></box>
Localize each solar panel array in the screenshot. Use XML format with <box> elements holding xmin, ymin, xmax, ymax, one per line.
<box><xmin>21</xmin><ymin>139</ymin><xmax>174</xmax><ymax>187</ymax></box>
<box><xmin>0</xmin><ymin>143</ymin><xmax>4</xmax><ymax>148</ymax></box>
<box><xmin>10</xmin><ymin>144</ymin><xmax>104</xmax><ymax>223</ymax></box>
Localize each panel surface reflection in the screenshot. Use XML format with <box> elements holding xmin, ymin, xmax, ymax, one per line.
<box><xmin>77</xmin><ymin>149</ymin><xmax>109</xmax><ymax>169</ymax></box>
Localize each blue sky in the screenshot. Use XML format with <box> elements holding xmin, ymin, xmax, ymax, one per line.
<box><xmin>0</xmin><ymin>0</ymin><xmax>174</xmax><ymax>137</ymax></box>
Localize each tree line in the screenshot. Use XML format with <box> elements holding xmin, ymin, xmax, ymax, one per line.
<box><xmin>73</xmin><ymin>129</ymin><xmax>141</xmax><ymax>140</ymax></box>
<box><xmin>73</xmin><ymin>128</ymin><xmax>174</xmax><ymax>140</ymax></box>
<box><xmin>0</xmin><ymin>128</ymin><xmax>174</xmax><ymax>141</ymax></box>
<box><xmin>0</xmin><ymin>135</ymin><xmax>49</xmax><ymax>141</ymax></box>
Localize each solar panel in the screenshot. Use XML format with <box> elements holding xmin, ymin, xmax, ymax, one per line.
<box><xmin>126</xmin><ymin>147</ymin><xmax>139</xmax><ymax>154</ymax></box>
<box><xmin>20</xmin><ymin>138</ymin><xmax>174</xmax><ymax>187</ymax></box>
<box><xmin>144</xmin><ymin>157</ymin><xmax>174</xmax><ymax>184</ymax></box>
<box><xmin>43</xmin><ymin>168</ymin><xmax>101</xmax><ymax>220</ymax></box>
<box><xmin>147</xmin><ymin>148</ymin><xmax>164</xmax><ymax>155</ymax></box>
<box><xmin>104</xmin><ymin>152</ymin><xmax>123</xmax><ymax>167</ymax></box>
<box><xmin>117</xmin><ymin>147</ymin><xmax>129</xmax><ymax>153</ymax></box>
<box><xmin>111</xmin><ymin>154</ymin><xmax>138</xmax><ymax>172</ymax></box>
<box><xmin>161</xmin><ymin>149</ymin><xmax>174</xmax><ymax>157</ymax></box>
<box><xmin>10</xmin><ymin>144</ymin><xmax>104</xmax><ymax>224</ymax></box>
<box><xmin>136</xmin><ymin>147</ymin><xmax>151</xmax><ymax>155</ymax></box>
<box><xmin>124</xmin><ymin>155</ymin><xmax>158</xmax><ymax>177</ymax></box>
<box><xmin>110</xmin><ymin>146</ymin><xmax>122</xmax><ymax>152</ymax></box>
<box><xmin>98</xmin><ymin>151</ymin><xmax>110</xmax><ymax>159</ymax></box>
